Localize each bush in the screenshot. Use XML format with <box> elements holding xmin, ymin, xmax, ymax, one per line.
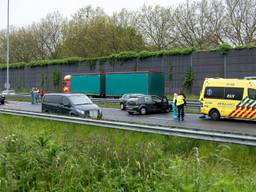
<box><xmin>183</xmin><ymin>66</ymin><xmax>194</xmax><ymax>93</ymax></box>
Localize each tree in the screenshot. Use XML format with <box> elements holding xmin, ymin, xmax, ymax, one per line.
<box><xmin>224</xmin><ymin>0</ymin><xmax>256</xmax><ymax>45</ymax></box>
<box><xmin>135</xmin><ymin>5</ymin><xmax>175</xmax><ymax>49</ymax></box>
<box><xmin>173</xmin><ymin>0</ymin><xmax>221</xmax><ymax>49</ymax></box>
<box><xmin>59</xmin><ymin>7</ymin><xmax>144</xmax><ymax>58</ymax></box>
<box><xmin>9</xmin><ymin>27</ymin><xmax>40</xmax><ymax>62</ymax></box>
<box><xmin>32</xmin><ymin>11</ymin><xmax>65</xmax><ymax>59</ymax></box>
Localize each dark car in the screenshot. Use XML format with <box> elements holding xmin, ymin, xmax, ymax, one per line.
<box><xmin>126</xmin><ymin>95</ymin><xmax>171</xmax><ymax>115</ymax></box>
<box><xmin>119</xmin><ymin>93</ymin><xmax>145</xmax><ymax>110</ymax></box>
<box><xmin>0</xmin><ymin>94</ymin><xmax>5</xmax><ymax>105</ymax></box>
<box><xmin>42</xmin><ymin>93</ymin><xmax>102</xmax><ymax>119</ymax></box>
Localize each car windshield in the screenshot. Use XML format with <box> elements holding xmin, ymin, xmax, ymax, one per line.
<box><xmin>69</xmin><ymin>95</ymin><xmax>93</xmax><ymax>105</ymax></box>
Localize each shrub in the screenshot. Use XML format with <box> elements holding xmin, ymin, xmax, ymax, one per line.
<box><xmin>183</xmin><ymin>66</ymin><xmax>194</xmax><ymax>93</ymax></box>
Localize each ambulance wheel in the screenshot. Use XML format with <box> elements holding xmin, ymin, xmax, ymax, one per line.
<box><xmin>209</xmin><ymin>109</ymin><xmax>220</xmax><ymax>121</ymax></box>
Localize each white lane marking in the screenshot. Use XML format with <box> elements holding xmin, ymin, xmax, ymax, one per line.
<box><xmin>149</xmin><ymin>117</ymin><xmax>172</xmax><ymax>121</ymax></box>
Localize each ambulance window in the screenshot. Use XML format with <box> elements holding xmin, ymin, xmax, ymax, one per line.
<box><xmin>204</xmin><ymin>87</ymin><xmax>224</xmax><ymax>99</ymax></box>
<box><xmin>248</xmin><ymin>89</ymin><xmax>256</xmax><ymax>100</ymax></box>
<box><xmin>224</xmin><ymin>88</ymin><xmax>243</xmax><ymax>100</ymax></box>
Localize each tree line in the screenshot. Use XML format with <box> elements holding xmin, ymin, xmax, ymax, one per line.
<box><xmin>0</xmin><ymin>0</ymin><xmax>256</xmax><ymax>64</ymax></box>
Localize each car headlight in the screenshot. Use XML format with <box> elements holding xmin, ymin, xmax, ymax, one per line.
<box><xmin>77</xmin><ymin>109</ymin><xmax>84</xmax><ymax>115</ymax></box>
<box><xmin>89</xmin><ymin>110</ymin><xmax>98</xmax><ymax>118</ymax></box>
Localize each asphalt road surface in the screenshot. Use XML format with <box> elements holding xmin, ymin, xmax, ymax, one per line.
<box><xmin>1</xmin><ymin>101</ymin><xmax>256</xmax><ymax>136</ymax></box>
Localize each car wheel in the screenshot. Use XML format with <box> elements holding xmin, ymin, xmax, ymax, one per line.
<box><xmin>209</xmin><ymin>109</ymin><xmax>220</xmax><ymax>121</ymax></box>
<box><xmin>140</xmin><ymin>107</ymin><xmax>147</xmax><ymax>115</ymax></box>
<box><xmin>128</xmin><ymin>112</ymin><xmax>134</xmax><ymax>115</ymax></box>
<box><xmin>120</xmin><ymin>103</ymin><xmax>125</xmax><ymax>110</ymax></box>
<box><xmin>0</xmin><ymin>101</ymin><xmax>4</xmax><ymax>105</ymax></box>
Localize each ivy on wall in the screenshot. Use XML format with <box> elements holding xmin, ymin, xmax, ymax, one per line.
<box><xmin>183</xmin><ymin>66</ymin><xmax>194</xmax><ymax>93</ymax></box>
<box><xmin>0</xmin><ymin>44</ymin><xmax>255</xmax><ymax>72</ymax></box>
<box><xmin>53</xmin><ymin>70</ymin><xmax>61</xmax><ymax>91</ymax></box>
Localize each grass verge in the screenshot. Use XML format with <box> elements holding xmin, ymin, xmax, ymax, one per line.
<box><xmin>0</xmin><ymin>114</ymin><xmax>255</xmax><ymax>191</ymax></box>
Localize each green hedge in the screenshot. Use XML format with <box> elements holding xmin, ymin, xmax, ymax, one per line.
<box><xmin>0</xmin><ymin>45</ymin><xmax>255</xmax><ymax>70</ymax></box>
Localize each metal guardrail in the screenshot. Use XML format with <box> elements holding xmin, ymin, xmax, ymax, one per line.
<box><xmin>0</xmin><ymin>108</ymin><xmax>256</xmax><ymax>146</ymax></box>
<box><xmin>6</xmin><ymin>94</ymin><xmax>201</xmax><ymax>109</ymax></box>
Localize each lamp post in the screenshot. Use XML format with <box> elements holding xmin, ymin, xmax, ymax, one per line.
<box><xmin>6</xmin><ymin>0</ymin><xmax>10</xmax><ymax>91</ymax></box>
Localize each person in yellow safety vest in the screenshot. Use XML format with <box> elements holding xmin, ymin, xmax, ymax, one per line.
<box><xmin>175</xmin><ymin>92</ymin><xmax>186</xmax><ymax>121</ymax></box>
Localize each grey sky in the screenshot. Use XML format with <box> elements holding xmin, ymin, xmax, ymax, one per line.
<box><xmin>0</xmin><ymin>0</ymin><xmax>187</xmax><ymax>29</ymax></box>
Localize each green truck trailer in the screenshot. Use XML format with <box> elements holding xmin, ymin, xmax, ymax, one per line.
<box><xmin>69</xmin><ymin>73</ymin><xmax>105</xmax><ymax>96</ymax></box>
<box><xmin>65</xmin><ymin>71</ymin><xmax>164</xmax><ymax>97</ymax></box>
<box><xmin>105</xmin><ymin>71</ymin><xmax>164</xmax><ymax>96</ymax></box>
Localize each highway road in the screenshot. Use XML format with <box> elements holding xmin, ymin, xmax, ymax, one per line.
<box><xmin>0</xmin><ymin>101</ymin><xmax>255</xmax><ymax>136</ymax></box>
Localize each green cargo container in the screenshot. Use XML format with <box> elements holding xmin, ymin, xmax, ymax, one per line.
<box><xmin>105</xmin><ymin>71</ymin><xmax>164</xmax><ymax>96</ymax></box>
<box><xmin>70</xmin><ymin>73</ymin><xmax>105</xmax><ymax>96</ymax></box>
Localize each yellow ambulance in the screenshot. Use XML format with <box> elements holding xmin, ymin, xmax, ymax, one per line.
<box><xmin>199</xmin><ymin>78</ymin><xmax>256</xmax><ymax>120</ymax></box>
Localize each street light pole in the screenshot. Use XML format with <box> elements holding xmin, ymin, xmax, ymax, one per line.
<box><xmin>6</xmin><ymin>0</ymin><xmax>10</xmax><ymax>91</ymax></box>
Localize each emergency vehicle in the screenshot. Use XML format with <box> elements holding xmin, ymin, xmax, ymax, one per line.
<box><xmin>200</xmin><ymin>78</ymin><xmax>256</xmax><ymax>121</ymax></box>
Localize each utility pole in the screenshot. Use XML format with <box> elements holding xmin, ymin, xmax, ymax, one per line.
<box><xmin>6</xmin><ymin>0</ymin><xmax>10</xmax><ymax>91</ymax></box>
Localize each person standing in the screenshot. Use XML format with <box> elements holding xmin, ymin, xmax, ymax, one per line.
<box><xmin>35</xmin><ymin>88</ymin><xmax>39</xmax><ymax>104</ymax></box>
<box><xmin>175</xmin><ymin>92</ymin><xmax>186</xmax><ymax>121</ymax></box>
<box><xmin>172</xmin><ymin>93</ymin><xmax>178</xmax><ymax>120</ymax></box>
<box><xmin>39</xmin><ymin>88</ymin><xmax>45</xmax><ymax>102</ymax></box>
<box><xmin>31</xmin><ymin>88</ymin><xmax>35</xmax><ymax>104</ymax></box>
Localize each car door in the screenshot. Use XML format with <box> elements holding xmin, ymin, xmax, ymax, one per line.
<box><xmin>60</xmin><ymin>96</ymin><xmax>72</xmax><ymax>115</ymax></box>
<box><xmin>151</xmin><ymin>96</ymin><xmax>163</xmax><ymax>112</ymax></box>
<box><xmin>53</xmin><ymin>96</ymin><xmax>63</xmax><ymax>115</ymax></box>
<box><xmin>43</xmin><ymin>95</ymin><xmax>60</xmax><ymax>114</ymax></box>
<box><xmin>161</xmin><ymin>96</ymin><xmax>170</xmax><ymax>111</ymax></box>
<box><xmin>144</xmin><ymin>96</ymin><xmax>156</xmax><ymax>112</ymax></box>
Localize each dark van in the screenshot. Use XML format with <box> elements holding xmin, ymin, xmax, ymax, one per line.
<box><xmin>42</xmin><ymin>93</ymin><xmax>102</xmax><ymax>119</ymax></box>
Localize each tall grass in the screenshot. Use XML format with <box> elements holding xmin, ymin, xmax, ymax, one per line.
<box><xmin>0</xmin><ymin>114</ymin><xmax>255</xmax><ymax>191</ymax></box>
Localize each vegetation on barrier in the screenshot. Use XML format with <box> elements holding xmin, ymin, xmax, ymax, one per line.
<box><xmin>183</xmin><ymin>66</ymin><xmax>194</xmax><ymax>93</ymax></box>
<box><xmin>0</xmin><ymin>45</ymin><xmax>255</xmax><ymax>70</ymax></box>
<box><xmin>0</xmin><ymin>114</ymin><xmax>256</xmax><ymax>191</ymax></box>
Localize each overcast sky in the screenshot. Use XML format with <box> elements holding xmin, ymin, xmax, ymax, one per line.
<box><xmin>0</xmin><ymin>0</ymin><xmax>188</xmax><ymax>29</ymax></box>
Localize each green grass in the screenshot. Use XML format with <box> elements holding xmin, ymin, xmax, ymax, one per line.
<box><xmin>5</xmin><ymin>96</ymin><xmax>32</xmax><ymax>102</ymax></box>
<box><xmin>0</xmin><ymin>114</ymin><xmax>256</xmax><ymax>191</ymax></box>
<box><xmin>96</xmin><ymin>102</ymin><xmax>120</xmax><ymax>109</ymax></box>
<box><xmin>167</xmin><ymin>94</ymin><xmax>199</xmax><ymax>100</ymax></box>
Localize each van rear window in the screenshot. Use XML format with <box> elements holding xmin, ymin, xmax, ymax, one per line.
<box><xmin>204</xmin><ymin>87</ymin><xmax>243</xmax><ymax>100</ymax></box>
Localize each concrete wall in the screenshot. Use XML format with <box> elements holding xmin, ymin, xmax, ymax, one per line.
<box><xmin>0</xmin><ymin>49</ymin><xmax>255</xmax><ymax>95</ymax></box>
